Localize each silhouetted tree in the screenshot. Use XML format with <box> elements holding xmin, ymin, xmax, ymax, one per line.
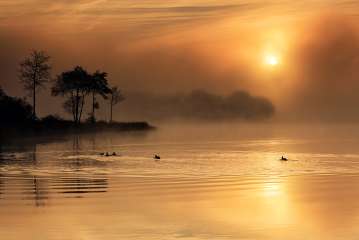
<box><xmin>109</xmin><ymin>86</ymin><xmax>125</xmax><ymax>123</ymax></box>
<box><xmin>0</xmin><ymin>87</ymin><xmax>4</xmax><ymax>98</ymax></box>
<box><xmin>88</xmin><ymin>71</ymin><xmax>111</xmax><ymax>123</ymax></box>
<box><xmin>0</xmin><ymin>87</ymin><xmax>33</xmax><ymax>124</ymax></box>
<box><xmin>52</xmin><ymin>66</ymin><xmax>91</xmax><ymax>124</ymax></box>
<box><xmin>18</xmin><ymin>50</ymin><xmax>51</xmax><ymax>118</ymax></box>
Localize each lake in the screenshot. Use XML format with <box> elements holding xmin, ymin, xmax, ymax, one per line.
<box><xmin>1</xmin><ymin>123</ymin><xmax>359</xmax><ymax>240</ymax></box>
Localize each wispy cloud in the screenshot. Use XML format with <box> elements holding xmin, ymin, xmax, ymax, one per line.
<box><xmin>0</xmin><ymin>1</ymin><xmax>278</xmax><ymax>27</ymax></box>
<box><xmin>1</xmin><ymin>0</ymin><xmax>358</xmax><ymax>31</ymax></box>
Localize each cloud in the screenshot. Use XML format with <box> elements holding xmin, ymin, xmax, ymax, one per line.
<box><xmin>79</xmin><ymin>4</ymin><xmax>256</xmax><ymax>15</ymax></box>
<box><xmin>0</xmin><ymin>1</ymin><xmax>318</xmax><ymax>32</ymax></box>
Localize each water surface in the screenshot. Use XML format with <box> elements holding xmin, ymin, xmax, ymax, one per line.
<box><xmin>1</xmin><ymin>123</ymin><xmax>359</xmax><ymax>239</ymax></box>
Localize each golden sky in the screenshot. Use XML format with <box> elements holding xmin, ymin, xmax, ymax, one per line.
<box><xmin>0</xmin><ymin>1</ymin><xmax>357</xmax><ymax>33</ymax></box>
<box><xmin>1</xmin><ymin>1</ymin><xmax>359</xmax><ymax>120</ymax></box>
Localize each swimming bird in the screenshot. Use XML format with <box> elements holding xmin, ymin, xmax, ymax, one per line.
<box><xmin>105</xmin><ymin>152</ymin><xmax>110</xmax><ymax>157</ymax></box>
<box><xmin>154</xmin><ymin>154</ymin><xmax>161</xmax><ymax>160</ymax></box>
<box><xmin>112</xmin><ymin>152</ymin><xmax>117</xmax><ymax>156</ymax></box>
<box><xmin>280</xmin><ymin>156</ymin><xmax>288</xmax><ymax>161</ymax></box>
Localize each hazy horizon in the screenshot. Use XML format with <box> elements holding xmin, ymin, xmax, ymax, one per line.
<box><xmin>2</xmin><ymin>1</ymin><xmax>359</xmax><ymax>122</ymax></box>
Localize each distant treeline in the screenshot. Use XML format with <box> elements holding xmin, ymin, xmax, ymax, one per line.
<box><xmin>121</xmin><ymin>90</ymin><xmax>275</xmax><ymax>121</ymax></box>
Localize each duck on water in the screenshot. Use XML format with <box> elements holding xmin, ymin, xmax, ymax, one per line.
<box><xmin>100</xmin><ymin>152</ymin><xmax>118</xmax><ymax>157</ymax></box>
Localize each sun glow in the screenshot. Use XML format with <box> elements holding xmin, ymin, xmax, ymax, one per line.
<box><xmin>264</xmin><ymin>54</ymin><xmax>279</xmax><ymax>66</ymax></box>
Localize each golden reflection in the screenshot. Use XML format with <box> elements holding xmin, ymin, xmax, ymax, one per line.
<box><xmin>3</xmin><ymin>174</ymin><xmax>359</xmax><ymax>239</ymax></box>
<box><xmin>262</xmin><ymin>180</ymin><xmax>281</xmax><ymax>197</ymax></box>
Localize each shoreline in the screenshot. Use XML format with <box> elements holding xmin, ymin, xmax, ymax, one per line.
<box><xmin>0</xmin><ymin>121</ymin><xmax>156</xmax><ymax>140</ymax></box>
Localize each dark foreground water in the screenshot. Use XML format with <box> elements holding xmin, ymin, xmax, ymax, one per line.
<box><xmin>1</xmin><ymin>123</ymin><xmax>359</xmax><ymax>239</ymax></box>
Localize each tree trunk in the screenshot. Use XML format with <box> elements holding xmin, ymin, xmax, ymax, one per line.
<box><xmin>110</xmin><ymin>96</ymin><xmax>113</xmax><ymax>123</ymax></box>
<box><xmin>92</xmin><ymin>91</ymin><xmax>96</xmax><ymax>123</ymax></box>
<box><xmin>33</xmin><ymin>77</ymin><xmax>36</xmax><ymax>118</ymax></box>
<box><xmin>71</xmin><ymin>92</ymin><xmax>76</xmax><ymax>122</ymax></box>
<box><xmin>79</xmin><ymin>93</ymin><xmax>85</xmax><ymax>124</ymax></box>
<box><xmin>75</xmin><ymin>89</ymin><xmax>79</xmax><ymax>124</ymax></box>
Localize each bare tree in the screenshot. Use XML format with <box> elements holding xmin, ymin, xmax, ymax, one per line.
<box><xmin>109</xmin><ymin>87</ymin><xmax>125</xmax><ymax>123</ymax></box>
<box><xmin>19</xmin><ymin>50</ymin><xmax>51</xmax><ymax>118</ymax></box>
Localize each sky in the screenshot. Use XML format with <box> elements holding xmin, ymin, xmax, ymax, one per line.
<box><xmin>1</xmin><ymin>1</ymin><xmax>359</xmax><ymax>121</ymax></box>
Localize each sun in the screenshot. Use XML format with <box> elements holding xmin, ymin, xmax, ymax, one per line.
<box><xmin>264</xmin><ymin>54</ymin><xmax>279</xmax><ymax>66</ymax></box>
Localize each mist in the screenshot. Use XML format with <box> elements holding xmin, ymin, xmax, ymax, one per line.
<box><xmin>283</xmin><ymin>14</ymin><xmax>359</xmax><ymax>122</ymax></box>
<box><xmin>117</xmin><ymin>90</ymin><xmax>274</xmax><ymax>122</ymax></box>
<box><xmin>1</xmin><ymin>3</ymin><xmax>359</xmax><ymax>122</ymax></box>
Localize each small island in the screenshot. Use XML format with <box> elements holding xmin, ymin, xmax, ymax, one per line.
<box><xmin>0</xmin><ymin>50</ymin><xmax>154</xmax><ymax>139</ymax></box>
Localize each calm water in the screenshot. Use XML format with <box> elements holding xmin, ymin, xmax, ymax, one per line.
<box><xmin>1</xmin><ymin>123</ymin><xmax>359</xmax><ymax>239</ymax></box>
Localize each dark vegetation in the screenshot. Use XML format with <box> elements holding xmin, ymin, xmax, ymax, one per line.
<box><xmin>0</xmin><ymin>87</ymin><xmax>152</xmax><ymax>139</ymax></box>
<box><xmin>0</xmin><ymin>50</ymin><xmax>151</xmax><ymax>138</ymax></box>
<box><xmin>0</xmin><ymin>87</ymin><xmax>32</xmax><ymax>124</ymax></box>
